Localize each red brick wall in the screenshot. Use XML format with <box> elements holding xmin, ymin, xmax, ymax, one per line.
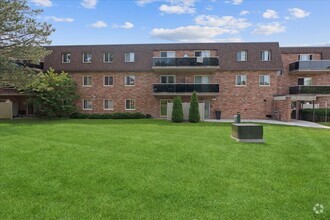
<box><xmin>71</xmin><ymin>70</ymin><xmax>277</xmax><ymax>119</ymax></box>
<box><xmin>274</xmin><ymin>97</ymin><xmax>292</xmax><ymax>122</ymax></box>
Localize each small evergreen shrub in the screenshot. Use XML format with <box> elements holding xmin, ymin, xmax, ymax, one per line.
<box><xmin>188</xmin><ymin>91</ymin><xmax>200</xmax><ymax>123</ymax></box>
<box><xmin>171</xmin><ymin>96</ymin><xmax>183</xmax><ymax>123</ymax></box>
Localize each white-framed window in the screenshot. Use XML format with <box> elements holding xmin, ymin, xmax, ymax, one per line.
<box><xmin>261</xmin><ymin>50</ymin><xmax>271</xmax><ymax>61</ymax></box>
<box><xmin>104</xmin><ymin>76</ymin><xmax>114</xmax><ymax>86</ymax></box>
<box><xmin>259</xmin><ymin>75</ymin><xmax>270</xmax><ymax>86</ymax></box>
<box><xmin>104</xmin><ymin>100</ymin><xmax>114</xmax><ymax>110</ymax></box>
<box><xmin>298</xmin><ymin>77</ymin><xmax>312</xmax><ymax>86</ymax></box>
<box><xmin>298</xmin><ymin>54</ymin><xmax>313</xmax><ymax>61</ymax></box>
<box><xmin>236</xmin><ymin>75</ymin><xmax>247</xmax><ymax>86</ymax></box>
<box><xmin>195</xmin><ymin>50</ymin><xmax>211</xmax><ymax>57</ymax></box>
<box><xmin>83</xmin><ymin>100</ymin><xmax>92</xmax><ymax>110</ymax></box>
<box><xmin>62</xmin><ymin>53</ymin><xmax>71</xmax><ymax>63</ymax></box>
<box><xmin>160</xmin><ymin>99</ymin><xmax>173</xmax><ymax>117</ymax></box>
<box><xmin>237</xmin><ymin>51</ymin><xmax>247</xmax><ymax>61</ymax></box>
<box><xmin>160</xmin><ymin>75</ymin><xmax>175</xmax><ymax>84</ymax></box>
<box><xmin>125</xmin><ymin>52</ymin><xmax>135</xmax><ymax>62</ymax></box>
<box><xmin>194</xmin><ymin>75</ymin><xmax>209</xmax><ymax>84</ymax></box>
<box><xmin>82</xmin><ymin>52</ymin><xmax>92</xmax><ymax>63</ymax></box>
<box><xmin>125</xmin><ymin>99</ymin><xmax>135</xmax><ymax>110</ymax></box>
<box><xmin>83</xmin><ymin>76</ymin><xmax>92</xmax><ymax>87</ymax></box>
<box><xmin>103</xmin><ymin>52</ymin><xmax>113</xmax><ymax>63</ymax></box>
<box><xmin>125</xmin><ymin>75</ymin><xmax>135</xmax><ymax>86</ymax></box>
<box><xmin>160</xmin><ymin>51</ymin><xmax>176</xmax><ymax>58</ymax></box>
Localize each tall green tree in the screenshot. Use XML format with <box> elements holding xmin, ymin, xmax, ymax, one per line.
<box><xmin>0</xmin><ymin>0</ymin><xmax>54</xmax><ymax>89</ymax></box>
<box><xmin>189</xmin><ymin>91</ymin><xmax>200</xmax><ymax>123</ymax></box>
<box><xmin>171</xmin><ymin>96</ymin><xmax>183</xmax><ymax>123</ymax></box>
<box><xmin>28</xmin><ymin>68</ymin><xmax>79</xmax><ymax>118</ymax></box>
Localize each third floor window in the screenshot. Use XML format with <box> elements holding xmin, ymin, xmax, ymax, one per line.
<box><xmin>103</xmin><ymin>52</ymin><xmax>113</xmax><ymax>63</ymax></box>
<box><xmin>125</xmin><ymin>52</ymin><xmax>135</xmax><ymax>62</ymax></box>
<box><xmin>298</xmin><ymin>54</ymin><xmax>313</xmax><ymax>61</ymax></box>
<box><xmin>62</xmin><ymin>53</ymin><xmax>71</xmax><ymax>63</ymax></box>
<box><xmin>82</xmin><ymin>52</ymin><xmax>92</xmax><ymax>63</ymax></box>
<box><xmin>160</xmin><ymin>51</ymin><xmax>176</xmax><ymax>58</ymax></box>
<box><xmin>237</xmin><ymin>51</ymin><xmax>247</xmax><ymax>61</ymax></box>
<box><xmin>261</xmin><ymin>50</ymin><xmax>271</xmax><ymax>61</ymax></box>
<box><xmin>195</xmin><ymin>50</ymin><xmax>210</xmax><ymax>57</ymax></box>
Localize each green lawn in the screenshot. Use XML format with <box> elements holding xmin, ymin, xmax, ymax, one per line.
<box><xmin>320</xmin><ymin>122</ymin><xmax>330</xmax><ymax>127</ymax></box>
<box><xmin>0</xmin><ymin>119</ymin><xmax>329</xmax><ymax>219</ymax></box>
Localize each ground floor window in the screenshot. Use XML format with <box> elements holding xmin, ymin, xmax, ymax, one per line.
<box><xmin>125</xmin><ymin>99</ymin><xmax>135</xmax><ymax>110</ymax></box>
<box><xmin>83</xmin><ymin>100</ymin><xmax>92</xmax><ymax>110</ymax></box>
<box><xmin>160</xmin><ymin>99</ymin><xmax>173</xmax><ymax>117</ymax></box>
<box><xmin>104</xmin><ymin>100</ymin><xmax>114</xmax><ymax>110</ymax></box>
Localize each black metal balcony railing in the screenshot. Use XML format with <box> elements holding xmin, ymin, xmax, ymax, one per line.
<box><xmin>289</xmin><ymin>85</ymin><xmax>330</xmax><ymax>94</ymax></box>
<box><xmin>153</xmin><ymin>84</ymin><xmax>220</xmax><ymax>94</ymax></box>
<box><xmin>289</xmin><ymin>61</ymin><xmax>330</xmax><ymax>72</ymax></box>
<box><xmin>152</xmin><ymin>57</ymin><xmax>219</xmax><ymax>67</ymax></box>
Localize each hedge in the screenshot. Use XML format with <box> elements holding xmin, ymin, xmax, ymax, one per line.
<box><xmin>70</xmin><ymin>112</ymin><xmax>152</xmax><ymax>119</ymax></box>
<box><xmin>300</xmin><ymin>109</ymin><xmax>330</xmax><ymax>117</ymax></box>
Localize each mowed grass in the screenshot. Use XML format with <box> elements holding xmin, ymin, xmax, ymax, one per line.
<box><xmin>0</xmin><ymin>119</ymin><xmax>329</xmax><ymax>219</ymax></box>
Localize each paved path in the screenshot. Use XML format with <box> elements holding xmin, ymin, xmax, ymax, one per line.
<box><xmin>205</xmin><ymin>119</ymin><xmax>330</xmax><ymax>129</ymax></box>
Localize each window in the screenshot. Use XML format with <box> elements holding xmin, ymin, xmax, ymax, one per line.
<box><xmin>104</xmin><ymin>76</ymin><xmax>114</xmax><ymax>86</ymax></box>
<box><xmin>236</xmin><ymin>75</ymin><xmax>247</xmax><ymax>86</ymax></box>
<box><xmin>160</xmin><ymin>75</ymin><xmax>175</xmax><ymax>84</ymax></box>
<box><xmin>82</xmin><ymin>52</ymin><xmax>92</xmax><ymax>63</ymax></box>
<box><xmin>62</xmin><ymin>53</ymin><xmax>71</xmax><ymax>63</ymax></box>
<box><xmin>261</xmin><ymin>50</ymin><xmax>271</xmax><ymax>61</ymax></box>
<box><xmin>83</xmin><ymin>100</ymin><xmax>92</xmax><ymax>110</ymax></box>
<box><xmin>125</xmin><ymin>99</ymin><xmax>135</xmax><ymax>110</ymax></box>
<box><xmin>160</xmin><ymin>51</ymin><xmax>176</xmax><ymax>58</ymax></box>
<box><xmin>259</xmin><ymin>75</ymin><xmax>270</xmax><ymax>86</ymax></box>
<box><xmin>195</xmin><ymin>76</ymin><xmax>209</xmax><ymax>84</ymax></box>
<box><xmin>103</xmin><ymin>52</ymin><xmax>113</xmax><ymax>63</ymax></box>
<box><xmin>83</xmin><ymin>76</ymin><xmax>92</xmax><ymax>86</ymax></box>
<box><xmin>160</xmin><ymin>99</ymin><xmax>173</xmax><ymax>117</ymax></box>
<box><xmin>298</xmin><ymin>77</ymin><xmax>312</xmax><ymax>86</ymax></box>
<box><xmin>195</xmin><ymin>50</ymin><xmax>211</xmax><ymax>57</ymax></box>
<box><xmin>125</xmin><ymin>75</ymin><xmax>135</xmax><ymax>86</ymax></box>
<box><xmin>298</xmin><ymin>54</ymin><xmax>313</xmax><ymax>61</ymax></box>
<box><xmin>237</xmin><ymin>51</ymin><xmax>247</xmax><ymax>61</ymax></box>
<box><xmin>125</xmin><ymin>52</ymin><xmax>135</xmax><ymax>62</ymax></box>
<box><xmin>104</xmin><ymin>100</ymin><xmax>114</xmax><ymax>110</ymax></box>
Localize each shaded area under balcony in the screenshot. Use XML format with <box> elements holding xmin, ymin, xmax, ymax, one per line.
<box><xmin>289</xmin><ymin>61</ymin><xmax>330</xmax><ymax>73</ymax></box>
<box><xmin>153</xmin><ymin>84</ymin><xmax>220</xmax><ymax>96</ymax></box>
<box><xmin>289</xmin><ymin>85</ymin><xmax>330</xmax><ymax>94</ymax></box>
<box><xmin>152</xmin><ymin>57</ymin><xmax>220</xmax><ymax>72</ymax></box>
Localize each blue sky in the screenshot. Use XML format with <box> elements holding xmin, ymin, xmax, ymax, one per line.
<box><xmin>30</xmin><ymin>0</ymin><xmax>330</xmax><ymax>46</ymax></box>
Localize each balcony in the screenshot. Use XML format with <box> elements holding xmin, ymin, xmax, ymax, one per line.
<box><xmin>153</xmin><ymin>83</ymin><xmax>220</xmax><ymax>96</ymax></box>
<box><xmin>152</xmin><ymin>57</ymin><xmax>220</xmax><ymax>72</ymax></box>
<box><xmin>289</xmin><ymin>86</ymin><xmax>330</xmax><ymax>95</ymax></box>
<box><xmin>289</xmin><ymin>61</ymin><xmax>330</xmax><ymax>73</ymax></box>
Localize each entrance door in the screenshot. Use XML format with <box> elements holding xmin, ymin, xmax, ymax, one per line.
<box><xmin>27</xmin><ymin>103</ymin><xmax>34</xmax><ymax>115</ymax></box>
<box><xmin>204</xmin><ymin>101</ymin><xmax>210</xmax><ymax>119</ymax></box>
<box><xmin>160</xmin><ymin>99</ymin><xmax>173</xmax><ymax>117</ymax></box>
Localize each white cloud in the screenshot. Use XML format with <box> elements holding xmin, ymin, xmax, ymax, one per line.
<box><xmin>91</xmin><ymin>21</ymin><xmax>107</xmax><ymax>28</ymax></box>
<box><xmin>45</xmin><ymin>16</ymin><xmax>74</xmax><ymax>23</ymax></box>
<box><xmin>206</xmin><ymin>5</ymin><xmax>214</xmax><ymax>11</ymax></box>
<box><xmin>240</xmin><ymin>10</ymin><xmax>250</xmax><ymax>16</ymax></box>
<box><xmin>252</xmin><ymin>22</ymin><xmax>285</xmax><ymax>35</ymax></box>
<box><xmin>263</xmin><ymin>9</ymin><xmax>279</xmax><ymax>19</ymax></box>
<box><xmin>136</xmin><ymin>0</ymin><xmax>196</xmax><ymax>14</ymax></box>
<box><xmin>151</xmin><ymin>26</ymin><xmax>239</xmax><ymax>42</ymax></box>
<box><xmin>225</xmin><ymin>0</ymin><xmax>243</xmax><ymax>5</ymax></box>
<box><xmin>113</xmin><ymin>22</ymin><xmax>134</xmax><ymax>29</ymax></box>
<box><xmin>195</xmin><ymin>15</ymin><xmax>251</xmax><ymax>31</ymax></box>
<box><xmin>81</xmin><ymin>0</ymin><xmax>97</xmax><ymax>9</ymax></box>
<box><xmin>31</xmin><ymin>0</ymin><xmax>52</xmax><ymax>7</ymax></box>
<box><xmin>288</xmin><ymin>8</ymin><xmax>310</xmax><ymax>19</ymax></box>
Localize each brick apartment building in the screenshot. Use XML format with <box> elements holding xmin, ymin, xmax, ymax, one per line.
<box><xmin>1</xmin><ymin>42</ymin><xmax>330</xmax><ymax>121</ymax></box>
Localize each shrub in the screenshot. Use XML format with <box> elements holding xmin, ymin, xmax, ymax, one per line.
<box><xmin>189</xmin><ymin>91</ymin><xmax>200</xmax><ymax>123</ymax></box>
<box><xmin>145</xmin><ymin>114</ymin><xmax>152</xmax><ymax>118</ymax></box>
<box><xmin>171</xmin><ymin>96</ymin><xmax>183</xmax><ymax>123</ymax></box>
<box><xmin>69</xmin><ymin>112</ymin><xmax>149</xmax><ymax>119</ymax></box>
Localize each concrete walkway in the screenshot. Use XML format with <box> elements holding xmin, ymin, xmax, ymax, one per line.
<box><xmin>205</xmin><ymin>119</ymin><xmax>330</xmax><ymax>129</ymax></box>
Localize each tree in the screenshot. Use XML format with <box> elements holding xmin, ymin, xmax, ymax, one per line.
<box><xmin>171</xmin><ymin>96</ymin><xmax>183</xmax><ymax>123</ymax></box>
<box><xmin>28</xmin><ymin>68</ymin><xmax>79</xmax><ymax>118</ymax></box>
<box><xmin>188</xmin><ymin>91</ymin><xmax>200</xmax><ymax>123</ymax></box>
<box><xmin>0</xmin><ymin>0</ymin><xmax>54</xmax><ymax>89</ymax></box>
